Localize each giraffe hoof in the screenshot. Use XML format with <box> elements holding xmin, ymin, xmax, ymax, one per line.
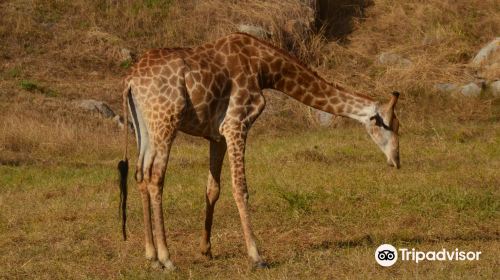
<box><xmin>161</xmin><ymin>260</ymin><xmax>176</xmax><ymax>271</ymax></box>
<box><xmin>145</xmin><ymin>250</ymin><xmax>157</xmax><ymax>262</ymax></box>
<box><xmin>200</xmin><ymin>240</ymin><xmax>212</xmax><ymax>258</ymax></box>
<box><xmin>201</xmin><ymin>251</ymin><xmax>213</xmax><ymax>259</ymax></box>
<box><xmin>253</xmin><ymin>261</ymin><xmax>270</xmax><ymax>270</ymax></box>
<box><xmin>150</xmin><ymin>260</ymin><xmax>163</xmax><ymax>270</ymax></box>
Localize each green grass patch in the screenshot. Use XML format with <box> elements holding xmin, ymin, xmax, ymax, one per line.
<box><xmin>19</xmin><ymin>80</ymin><xmax>58</xmax><ymax>97</ymax></box>
<box><xmin>20</xmin><ymin>80</ymin><xmax>39</xmax><ymax>91</ymax></box>
<box><xmin>120</xmin><ymin>59</ymin><xmax>133</xmax><ymax>69</ymax></box>
<box><xmin>4</xmin><ymin>67</ymin><xmax>21</xmax><ymax>78</ymax></box>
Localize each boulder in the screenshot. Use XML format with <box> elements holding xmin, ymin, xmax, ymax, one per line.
<box><xmin>315</xmin><ymin>110</ymin><xmax>333</xmax><ymax>127</ymax></box>
<box><xmin>283</xmin><ymin>19</ymin><xmax>310</xmax><ymax>38</ymax></box>
<box><xmin>459</xmin><ymin>83</ymin><xmax>481</xmax><ymax>97</ymax></box>
<box><xmin>76</xmin><ymin>99</ymin><xmax>115</xmax><ymax>118</ymax></box>
<box><xmin>434</xmin><ymin>83</ymin><xmax>459</xmax><ymax>93</ymax></box>
<box><xmin>308</xmin><ymin>108</ymin><xmax>334</xmax><ymax>127</ymax></box>
<box><xmin>120</xmin><ymin>48</ymin><xmax>133</xmax><ymax>62</ymax></box>
<box><xmin>113</xmin><ymin>115</ymin><xmax>134</xmax><ymax>131</ymax></box>
<box><xmin>489</xmin><ymin>80</ymin><xmax>500</xmax><ymax>97</ymax></box>
<box><xmin>378</xmin><ymin>52</ymin><xmax>412</xmax><ymax>67</ymax></box>
<box><xmin>471</xmin><ymin>37</ymin><xmax>500</xmax><ymax>66</ymax></box>
<box><xmin>237</xmin><ymin>24</ymin><xmax>270</xmax><ymax>39</ymax></box>
<box><xmin>113</xmin><ymin>115</ymin><xmax>125</xmax><ymax>129</ymax></box>
<box><xmin>422</xmin><ymin>33</ymin><xmax>443</xmax><ymax>45</ymax></box>
<box><xmin>481</xmin><ymin>62</ymin><xmax>500</xmax><ymax>80</ymax></box>
<box><xmin>435</xmin><ymin>82</ymin><xmax>485</xmax><ymax>98</ymax></box>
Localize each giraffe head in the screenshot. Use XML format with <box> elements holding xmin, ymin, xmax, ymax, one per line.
<box><xmin>366</xmin><ymin>92</ymin><xmax>400</xmax><ymax>169</ymax></box>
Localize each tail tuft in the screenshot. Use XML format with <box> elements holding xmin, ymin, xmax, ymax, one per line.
<box><xmin>118</xmin><ymin>159</ymin><xmax>128</xmax><ymax>241</ymax></box>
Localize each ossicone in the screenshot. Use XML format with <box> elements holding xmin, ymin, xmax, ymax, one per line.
<box><xmin>387</xmin><ymin>91</ymin><xmax>400</xmax><ymax>125</ymax></box>
<box><xmin>388</xmin><ymin>91</ymin><xmax>400</xmax><ymax>108</ymax></box>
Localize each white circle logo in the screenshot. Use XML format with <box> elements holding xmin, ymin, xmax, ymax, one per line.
<box><xmin>375</xmin><ymin>244</ymin><xmax>398</xmax><ymax>267</ymax></box>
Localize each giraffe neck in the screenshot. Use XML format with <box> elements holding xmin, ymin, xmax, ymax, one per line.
<box><xmin>261</xmin><ymin>54</ymin><xmax>378</xmax><ymax>124</ymax></box>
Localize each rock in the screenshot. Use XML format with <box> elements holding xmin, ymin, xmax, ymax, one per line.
<box><xmin>471</xmin><ymin>37</ymin><xmax>500</xmax><ymax>66</ymax></box>
<box><xmin>459</xmin><ymin>83</ymin><xmax>481</xmax><ymax>97</ymax></box>
<box><xmin>434</xmin><ymin>83</ymin><xmax>459</xmax><ymax>93</ymax></box>
<box><xmin>315</xmin><ymin>110</ymin><xmax>333</xmax><ymax>127</ymax></box>
<box><xmin>283</xmin><ymin>19</ymin><xmax>310</xmax><ymax>38</ymax></box>
<box><xmin>113</xmin><ymin>115</ymin><xmax>134</xmax><ymax>131</ymax></box>
<box><xmin>237</xmin><ymin>24</ymin><xmax>270</xmax><ymax>39</ymax></box>
<box><xmin>422</xmin><ymin>35</ymin><xmax>434</xmax><ymax>45</ymax></box>
<box><xmin>481</xmin><ymin>62</ymin><xmax>500</xmax><ymax>80</ymax></box>
<box><xmin>308</xmin><ymin>108</ymin><xmax>334</xmax><ymax>127</ymax></box>
<box><xmin>436</xmin><ymin>82</ymin><xmax>484</xmax><ymax>97</ymax></box>
<box><xmin>113</xmin><ymin>115</ymin><xmax>124</xmax><ymax>129</ymax></box>
<box><xmin>76</xmin><ymin>99</ymin><xmax>115</xmax><ymax>118</ymax></box>
<box><xmin>120</xmin><ymin>48</ymin><xmax>133</xmax><ymax>61</ymax></box>
<box><xmin>489</xmin><ymin>80</ymin><xmax>500</xmax><ymax>97</ymax></box>
<box><xmin>378</xmin><ymin>52</ymin><xmax>412</xmax><ymax>67</ymax></box>
<box><xmin>422</xmin><ymin>33</ymin><xmax>442</xmax><ymax>45</ymax></box>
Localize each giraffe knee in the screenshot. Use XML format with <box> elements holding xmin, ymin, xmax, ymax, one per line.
<box><xmin>221</xmin><ymin>121</ymin><xmax>247</xmax><ymax>139</ymax></box>
<box><xmin>241</xmin><ymin>191</ymin><xmax>249</xmax><ymax>204</ymax></box>
<box><xmin>135</xmin><ymin>170</ymin><xmax>144</xmax><ymax>183</ymax></box>
<box><xmin>135</xmin><ymin>160</ymin><xmax>144</xmax><ymax>183</ymax></box>
<box><xmin>232</xmin><ymin>188</ymin><xmax>249</xmax><ymax>204</ymax></box>
<box><xmin>142</xmin><ymin>166</ymin><xmax>152</xmax><ymax>183</ymax></box>
<box><xmin>138</xmin><ymin>182</ymin><xmax>148</xmax><ymax>194</ymax></box>
<box><xmin>147</xmin><ymin>185</ymin><xmax>162</xmax><ymax>204</ymax></box>
<box><xmin>147</xmin><ymin>174</ymin><xmax>165</xmax><ymax>203</ymax></box>
<box><xmin>143</xmin><ymin>157</ymin><xmax>165</xmax><ymax>188</ymax></box>
<box><xmin>207</xmin><ymin>185</ymin><xmax>220</xmax><ymax>204</ymax></box>
<box><xmin>151</xmin><ymin>168</ymin><xmax>165</xmax><ymax>186</ymax></box>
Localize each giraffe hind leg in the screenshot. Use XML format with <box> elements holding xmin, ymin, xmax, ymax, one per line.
<box><xmin>200</xmin><ymin>140</ymin><xmax>227</xmax><ymax>258</ymax></box>
<box><xmin>127</xmin><ymin>91</ymin><xmax>157</xmax><ymax>261</ymax></box>
<box><xmin>144</xmin><ymin>114</ymin><xmax>183</xmax><ymax>270</ymax></box>
<box><xmin>136</xmin><ymin>86</ymin><xmax>186</xmax><ymax>270</ymax></box>
<box><xmin>128</xmin><ymin>91</ymin><xmax>150</xmax><ymax>182</ymax></box>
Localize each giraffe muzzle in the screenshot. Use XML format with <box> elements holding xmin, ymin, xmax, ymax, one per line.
<box><xmin>387</xmin><ymin>153</ymin><xmax>400</xmax><ymax>169</ymax></box>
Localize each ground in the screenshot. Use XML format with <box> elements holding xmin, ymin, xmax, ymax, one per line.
<box><xmin>1</xmin><ymin>117</ymin><xmax>498</xmax><ymax>279</ymax></box>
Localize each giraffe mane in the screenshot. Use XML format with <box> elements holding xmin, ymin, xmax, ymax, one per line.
<box><xmin>233</xmin><ymin>32</ymin><xmax>375</xmax><ymax>102</ymax></box>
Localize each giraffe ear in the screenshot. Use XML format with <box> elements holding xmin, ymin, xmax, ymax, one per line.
<box><xmin>387</xmin><ymin>91</ymin><xmax>399</xmax><ymax>126</ymax></box>
<box><xmin>370</xmin><ymin>114</ymin><xmax>388</xmax><ymax>128</ymax></box>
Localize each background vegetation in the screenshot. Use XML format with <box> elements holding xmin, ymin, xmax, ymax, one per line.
<box><xmin>0</xmin><ymin>0</ymin><xmax>498</xmax><ymax>279</ymax></box>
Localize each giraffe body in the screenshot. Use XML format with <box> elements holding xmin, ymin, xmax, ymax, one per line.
<box><xmin>120</xmin><ymin>33</ymin><xmax>400</xmax><ymax>269</ymax></box>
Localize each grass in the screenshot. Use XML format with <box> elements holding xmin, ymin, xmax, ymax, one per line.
<box><xmin>18</xmin><ymin>80</ymin><xmax>57</xmax><ymax>97</ymax></box>
<box><xmin>19</xmin><ymin>80</ymin><xmax>39</xmax><ymax>92</ymax></box>
<box><xmin>0</xmin><ymin>119</ymin><xmax>498</xmax><ymax>279</ymax></box>
<box><xmin>119</xmin><ymin>59</ymin><xmax>133</xmax><ymax>69</ymax></box>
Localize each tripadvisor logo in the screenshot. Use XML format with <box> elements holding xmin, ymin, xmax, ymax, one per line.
<box><xmin>375</xmin><ymin>244</ymin><xmax>482</xmax><ymax>267</ymax></box>
<box><xmin>375</xmin><ymin>244</ymin><xmax>398</xmax><ymax>267</ymax></box>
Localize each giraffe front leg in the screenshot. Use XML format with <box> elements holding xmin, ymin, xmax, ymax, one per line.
<box><xmin>200</xmin><ymin>140</ymin><xmax>227</xmax><ymax>258</ymax></box>
<box><xmin>224</xmin><ymin>128</ymin><xmax>268</xmax><ymax>269</ymax></box>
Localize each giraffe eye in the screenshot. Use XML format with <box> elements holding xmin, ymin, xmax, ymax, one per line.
<box><xmin>370</xmin><ymin>114</ymin><xmax>386</xmax><ymax>128</ymax></box>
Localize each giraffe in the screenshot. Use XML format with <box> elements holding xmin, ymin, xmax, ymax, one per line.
<box><xmin>117</xmin><ymin>33</ymin><xmax>400</xmax><ymax>270</ymax></box>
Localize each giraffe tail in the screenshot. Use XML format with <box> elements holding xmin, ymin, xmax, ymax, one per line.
<box><xmin>117</xmin><ymin>85</ymin><xmax>131</xmax><ymax>241</ymax></box>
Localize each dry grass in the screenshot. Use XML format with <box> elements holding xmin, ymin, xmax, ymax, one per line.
<box><xmin>1</xmin><ymin>0</ymin><xmax>498</xmax><ymax>124</ymax></box>
<box><xmin>0</xmin><ymin>122</ymin><xmax>498</xmax><ymax>279</ymax></box>
<box><xmin>0</xmin><ymin>0</ymin><xmax>499</xmax><ymax>279</ymax></box>
<box><xmin>321</xmin><ymin>1</ymin><xmax>499</xmax><ymax>95</ymax></box>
